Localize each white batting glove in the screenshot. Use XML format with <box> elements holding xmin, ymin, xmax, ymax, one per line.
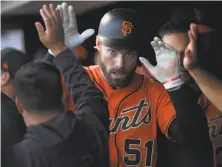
<box><xmin>49</xmin><ymin>2</ymin><xmax>95</xmax><ymax>56</ymax></box>
<box><xmin>139</xmin><ymin>37</ymin><xmax>185</xmax><ymax>90</ymax></box>
<box><xmin>57</xmin><ymin>2</ymin><xmax>95</xmax><ymax>49</ymax></box>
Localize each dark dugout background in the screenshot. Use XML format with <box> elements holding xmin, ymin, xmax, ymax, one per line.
<box><xmin>2</xmin><ymin>1</ymin><xmax>222</xmax><ymax>66</ymax></box>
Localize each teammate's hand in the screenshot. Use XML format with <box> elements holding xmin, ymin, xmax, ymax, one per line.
<box><xmin>139</xmin><ymin>37</ymin><xmax>184</xmax><ymax>90</ymax></box>
<box><xmin>57</xmin><ymin>2</ymin><xmax>95</xmax><ymax>49</ymax></box>
<box><xmin>184</xmin><ymin>23</ymin><xmax>199</xmax><ymax>71</ymax></box>
<box><xmin>35</xmin><ymin>4</ymin><xmax>65</xmax><ymax>56</ymax></box>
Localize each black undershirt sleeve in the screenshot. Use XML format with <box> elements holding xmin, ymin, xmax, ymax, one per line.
<box><xmin>167</xmin><ymin>84</ymin><xmax>213</xmax><ymax>166</ymax></box>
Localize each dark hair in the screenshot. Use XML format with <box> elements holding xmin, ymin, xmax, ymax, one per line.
<box><xmin>1</xmin><ymin>48</ymin><xmax>30</xmax><ymax>78</ymax></box>
<box><xmin>158</xmin><ymin>20</ymin><xmax>191</xmax><ymax>38</ymax></box>
<box><xmin>14</xmin><ymin>61</ymin><xmax>64</xmax><ymax>113</ymax></box>
<box><xmin>170</xmin><ymin>8</ymin><xmax>198</xmax><ymax>23</ymax></box>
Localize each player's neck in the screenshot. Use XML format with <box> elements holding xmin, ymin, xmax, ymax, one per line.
<box><xmin>23</xmin><ymin>110</ymin><xmax>62</xmax><ymax>127</ymax></box>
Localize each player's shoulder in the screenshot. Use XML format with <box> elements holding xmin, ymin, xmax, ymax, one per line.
<box><xmin>83</xmin><ymin>65</ymin><xmax>103</xmax><ymax>82</ymax></box>
<box><xmin>84</xmin><ymin>65</ymin><xmax>99</xmax><ymax>72</ymax></box>
<box><xmin>13</xmin><ymin>138</ymin><xmax>42</xmax><ymax>161</ymax></box>
<box><xmin>84</xmin><ymin>65</ymin><xmax>99</xmax><ymax>74</ymax></box>
<box><xmin>142</xmin><ymin>75</ymin><xmax>165</xmax><ymax>90</ymax></box>
<box><xmin>139</xmin><ymin>75</ymin><xmax>168</xmax><ymax>98</ymax></box>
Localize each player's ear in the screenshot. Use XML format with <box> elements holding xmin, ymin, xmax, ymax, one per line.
<box><xmin>1</xmin><ymin>72</ymin><xmax>11</xmax><ymax>87</ymax></box>
<box><xmin>96</xmin><ymin>36</ymin><xmax>102</xmax><ymax>52</ymax></box>
<box><xmin>15</xmin><ymin>97</ymin><xmax>24</xmax><ymax>115</ymax></box>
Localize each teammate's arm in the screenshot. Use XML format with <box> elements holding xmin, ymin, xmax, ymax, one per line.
<box><xmin>155</xmin><ymin>83</ymin><xmax>211</xmax><ymax>145</ymax></box>
<box><xmin>189</xmin><ymin>68</ymin><xmax>222</xmax><ymax>112</ymax></box>
<box><xmin>142</xmin><ymin>34</ymin><xmax>214</xmax><ymax>166</ymax></box>
<box><xmin>35</xmin><ymin>3</ymin><xmax>109</xmax><ymax>132</ymax></box>
<box><xmin>167</xmin><ymin>85</ymin><xmax>211</xmax><ymax>144</ymax></box>
<box><xmin>156</xmin><ymin>84</ymin><xmax>214</xmax><ymax>167</ymax></box>
<box><xmin>183</xmin><ymin>23</ymin><xmax>222</xmax><ymax>112</ymax></box>
<box><xmin>44</xmin><ymin>2</ymin><xmax>94</xmax><ymax>64</ymax></box>
<box><xmin>140</xmin><ymin>36</ymin><xmax>212</xmax><ymax>145</ymax></box>
<box><xmin>54</xmin><ymin>49</ymin><xmax>109</xmax><ymax>130</ymax></box>
<box><xmin>44</xmin><ymin>52</ymin><xmax>54</xmax><ymax>64</ymax></box>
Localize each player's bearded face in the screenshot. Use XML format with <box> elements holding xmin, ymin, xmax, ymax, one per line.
<box><xmin>99</xmin><ymin>45</ymin><xmax>138</xmax><ymax>89</ymax></box>
<box><xmin>162</xmin><ymin>33</ymin><xmax>195</xmax><ymax>84</ymax></box>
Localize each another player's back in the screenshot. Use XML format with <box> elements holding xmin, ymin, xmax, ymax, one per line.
<box><xmin>10</xmin><ymin>112</ymin><xmax>108</xmax><ymax>167</ymax></box>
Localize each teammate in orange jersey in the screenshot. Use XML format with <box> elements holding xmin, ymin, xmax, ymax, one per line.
<box><xmin>140</xmin><ymin>20</ymin><xmax>221</xmax><ymax>167</ymax></box>
<box><xmin>47</xmin><ymin>3</ymin><xmax>213</xmax><ymax>167</ymax></box>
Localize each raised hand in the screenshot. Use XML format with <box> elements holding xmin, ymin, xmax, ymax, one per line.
<box><xmin>184</xmin><ymin>23</ymin><xmax>199</xmax><ymax>71</ymax></box>
<box><xmin>57</xmin><ymin>2</ymin><xmax>95</xmax><ymax>49</ymax></box>
<box><xmin>139</xmin><ymin>37</ymin><xmax>184</xmax><ymax>90</ymax></box>
<box><xmin>35</xmin><ymin>4</ymin><xmax>65</xmax><ymax>56</ymax></box>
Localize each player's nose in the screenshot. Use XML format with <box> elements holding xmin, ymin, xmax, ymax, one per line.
<box><xmin>115</xmin><ymin>54</ymin><xmax>125</xmax><ymax>69</ymax></box>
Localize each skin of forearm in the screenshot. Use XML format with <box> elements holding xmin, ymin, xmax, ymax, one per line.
<box><xmin>189</xmin><ymin>68</ymin><xmax>222</xmax><ymax>112</ymax></box>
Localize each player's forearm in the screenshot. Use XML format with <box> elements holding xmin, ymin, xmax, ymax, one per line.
<box><xmin>168</xmin><ymin>119</ymin><xmax>214</xmax><ymax>167</ymax></box>
<box><xmin>168</xmin><ymin>85</ymin><xmax>214</xmax><ymax>166</ymax></box>
<box><xmin>53</xmin><ymin>49</ymin><xmax>102</xmax><ymax>103</ymax></box>
<box><xmin>53</xmin><ymin>49</ymin><xmax>109</xmax><ymax>130</ymax></box>
<box><xmin>168</xmin><ymin>85</ymin><xmax>213</xmax><ymax>167</ymax></box>
<box><xmin>168</xmin><ymin>84</ymin><xmax>211</xmax><ymax>145</ymax></box>
<box><xmin>189</xmin><ymin>68</ymin><xmax>222</xmax><ymax>112</ymax></box>
<box><xmin>44</xmin><ymin>52</ymin><xmax>55</xmax><ymax>64</ymax></box>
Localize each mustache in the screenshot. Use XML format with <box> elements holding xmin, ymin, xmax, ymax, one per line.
<box><xmin>109</xmin><ymin>69</ymin><xmax>127</xmax><ymax>75</ymax></box>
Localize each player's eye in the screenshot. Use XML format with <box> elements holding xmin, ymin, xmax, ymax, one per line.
<box><xmin>108</xmin><ymin>49</ymin><xmax>117</xmax><ymax>56</ymax></box>
<box><xmin>127</xmin><ymin>51</ymin><xmax>138</xmax><ymax>57</ymax></box>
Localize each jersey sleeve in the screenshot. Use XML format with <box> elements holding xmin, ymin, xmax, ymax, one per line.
<box><xmin>154</xmin><ymin>83</ymin><xmax>176</xmax><ymax>138</ymax></box>
<box><xmin>54</xmin><ymin>49</ymin><xmax>109</xmax><ymax>131</ymax></box>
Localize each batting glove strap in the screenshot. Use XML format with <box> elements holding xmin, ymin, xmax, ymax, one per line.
<box><xmin>163</xmin><ymin>75</ymin><xmax>185</xmax><ymax>90</ymax></box>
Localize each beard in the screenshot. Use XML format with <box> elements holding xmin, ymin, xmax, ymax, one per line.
<box><xmin>99</xmin><ymin>58</ymin><xmax>136</xmax><ymax>89</ymax></box>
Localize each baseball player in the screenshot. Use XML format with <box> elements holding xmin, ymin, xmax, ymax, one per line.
<box><xmin>169</xmin><ymin>7</ymin><xmax>222</xmax><ymax>112</ymax></box>
<box><xmin>140</xmin><ymin>20</ymin><xmax>222</xmax><ymax>167</ymax></box>
<box><xmin>47</xmin><ymin>3</ymin><xmax>213</xmax><ymax>167</ymax></box>
<box><xmin>8</xmin><ymin>4</ymin><xmax>109</xmax><ymax>167</ymax></box>
<box><xmin>1</xmin><ymin>48</ymin><xmax>28</xmax><ymax>166</ymax></box>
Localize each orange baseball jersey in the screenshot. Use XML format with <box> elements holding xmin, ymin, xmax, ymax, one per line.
<box><xmin>198</xmin><ymin>94</ymin><xmax>222</xmax><ymax>167</ymax></box>
<box><xmin>137</xmin><ymin>66</ymin><xmax>222</xmax><ymax>167</ymax></box>
<box><xmin>82</xmin><ymin>65</ymin><xmax>176</xmax><ymax>167</ymax></box>
<box><xmin>136</xmin><ymin>65</ymin><xmax>154</xmax><ymax>79</ymax></box>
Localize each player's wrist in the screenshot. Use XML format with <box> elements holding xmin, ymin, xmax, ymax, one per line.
<box><xmin>50</xmin><ymin>44</ymin><xmax>66</xmax><ymax>56</ymax></box>
<box><xmin>188</xmin><ymin>66</ymin><xmax>202</xmax><ymax>75</ymax></box>
<box><xmin>163</xmin><ymin>75</ymin><xmax>185</xmax><ymax>90</ymax></box>
<box><xmin>48</xmin><ymin>44</ymin><xmax>66</xmax><ymax>57</ymax></box>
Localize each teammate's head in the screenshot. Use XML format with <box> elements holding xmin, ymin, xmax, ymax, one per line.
<box><xmin>1</xmin><ymin>48</ymin><xmax>30</xmax><ymax>98</ymax></box>
<box><xmin>158</xmin><ymin>20</ymin><xmax>193</xmax><ymax>83</ymax></box>
<box><xmin>95</xmin><ymin>8</ymin><xmax>147</xmax><ymax>89</ymax></box>
<box><xmin>14</xmin><ymin>61</ymin><xmax>64</xmax><ymax>126</ymax></box>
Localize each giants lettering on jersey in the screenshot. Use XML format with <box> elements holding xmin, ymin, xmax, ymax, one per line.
<box><xmin>109</xmin><ymin>99</ymin><xmax>152</xmax><ymax>134</ymax></box>
<box><xmin>208</xmin><ymin>115</ymin><xmax>222</xmax><ymax>167</ymax></box>
<box><xmin>209</xmin><ymin>115</ymin><xmax>222</xmax><ymax>139</ymax></box>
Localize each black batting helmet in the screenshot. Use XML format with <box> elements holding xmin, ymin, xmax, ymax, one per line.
<box><xmin>98</xmin><ymin>8</ymin><xmax>156</xmax><ymax>65</ymax></box>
